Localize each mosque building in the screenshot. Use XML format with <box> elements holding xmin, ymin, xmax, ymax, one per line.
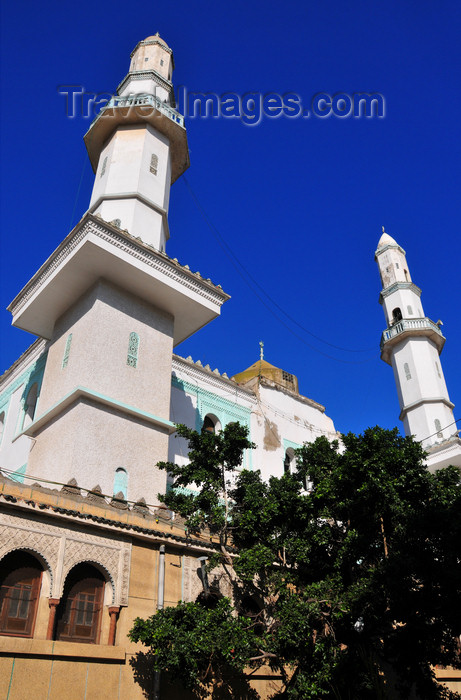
<box><xmin>0</xmin><ymin>33</ymin><xmax>459</xmax><ymax>698</ymax></box>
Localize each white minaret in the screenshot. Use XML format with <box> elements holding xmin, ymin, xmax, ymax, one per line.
<box><xmin>8</xmin><ymin>34</ymin><xmax>229</xmax><ymax>502</ymax></box>
<box><xmin>376</xmin><ymin>228</ymin><xmax>461</xmax><ymax>470</ymax></box>
<box><xmin>85</xmin><ymin>33</ymin><xmax>189</xmax><ymax>252</ymax></box>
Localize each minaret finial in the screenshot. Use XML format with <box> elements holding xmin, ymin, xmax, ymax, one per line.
<box><xmin>382</xmin><ymin>225</ymin><xmax>386</xmax><ymax>233</ymax></box>
<box><xmin>259</xmin><ymin>341</ymin><xmax>264</xmax><ymax>361</ymax></box>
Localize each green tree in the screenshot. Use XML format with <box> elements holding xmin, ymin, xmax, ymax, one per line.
<box><xmin>129</xmin><ymin>424</ymin><xmax>461</xmax><ymax>699</ymax></box>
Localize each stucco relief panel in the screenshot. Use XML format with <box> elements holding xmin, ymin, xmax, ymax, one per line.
<box><xmin>0</xmin><ymin>511</ymin><xmax>132</xmax><ymax>605</ymax></box>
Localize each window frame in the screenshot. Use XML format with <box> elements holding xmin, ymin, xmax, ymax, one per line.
<box><xmin>0</xmin><ymin>552</ymin><xmax>43</xmax><ymax>638</ymax></box>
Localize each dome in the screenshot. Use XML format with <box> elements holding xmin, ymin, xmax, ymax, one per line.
<box><xmin>143</xmin><ymin>32</ymin><xmax>169</xmax><ymax>48</ymax></box>
<box><xmin>232</xmin><ymin>359</ymin><xmax>299</xmax><ymax>394</ymax></box>
<box><xmin>377</xmin><ymin>231</ymin><xmax>399</xmax><ymax>248</ymax></box>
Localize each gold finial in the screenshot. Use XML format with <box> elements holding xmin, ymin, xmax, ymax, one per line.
<box><xmin>259</xmin><ymin>341</ymin><xmax>264</xmax><ymax>361</ymax></box>
<box><xmin>382</xmin><ymin>226</ymin><xmax>386</xmax><ymax>233</ymax></box>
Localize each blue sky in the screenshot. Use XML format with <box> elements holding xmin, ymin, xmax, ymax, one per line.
<box><xmin>1</xmin><ymin>1</ymin><xmax>460</xmax><ymax>438</ymax></box>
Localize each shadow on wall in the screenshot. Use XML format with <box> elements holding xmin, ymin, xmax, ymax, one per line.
<box><xmin>129</xmin><ymin>651</ymin><xmax>261</xmax><ymax>699</ymax></box>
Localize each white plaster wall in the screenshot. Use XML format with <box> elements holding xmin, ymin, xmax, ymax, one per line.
<box><xmin>0</xmin><ymin>383</ymin><xmax>33</xmax><ymax>473</ymax></box>
<box><xmin>391</xmin><ymin>338</ymin><xmax>450</xmax><ymax>410</ymax></box>
<box><xmin>168</xmin><ymin>360</ymin><xmax>338</xmax><ymax>484</ymax></box>
<box><xmin>130</xmin><ymin>42</ymin><xmax>173</xmax><ymax>83</ymax></box>
<box><xmin>89</xmin><ymin>125</ymin><xmax>171</xmax><ymax>250</ymax></box>
<box><xmin>38</xmin><ymin>280</ymin><xmax>174</xmax><ymax>419</ymax></box>
<box><xmin>403</xmin><ymin>401</ymin><xmax>456</xmax><ymax>448</ymax></box>
<box><xmin>94</xmin><ymin>198</ymin><xmax>166</xmax><ymax>250</ymax></box>
<box><xmin>251</xmin><ymin>383</ymin><xmax>337</xmax><ymax>480</ymax></box>
<box><xmin>382</xmin><ymin>287</ymin><xmax>424</xmax><ymax>324</ymax></box>
<box><xmin>377</xmin><ymin>248</ymin><xmax>411</xmax><ymax>289</ymax></box>
<box><xmin>27</xmin><ymin>399</ymin><xmax>169</xmax><ymax>504</ymax></box>
<box><xmin>119</xmin><ymin>79</ymin><xmax>171</xmax><ymax>103</ymax></box>
<box><xmin>0</xmin><ymin>341</ymin><xmax>48</xmax><ymax>476</ymax></box>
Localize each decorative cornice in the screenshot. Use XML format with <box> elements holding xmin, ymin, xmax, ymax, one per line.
<box><xmin>379</xmin><ymin>281</ymin><xmax>422</xmax><ymax>303</ymax></box>
<box><xmin>172</xmin><ymin>375</ymin><xmax>253</xmax><ymax>418</ymax></box>
<box><xmin>88</xmin><ymin>192</ymin><xmax>170</xmax><ymax>241</ymax></box>
<box><xmin>172</xmin><ymin>355</ymin><xmax>256</xmax><ymax>401</ymax></box>
<box><xmin>7</xmin><ymin>213</ymin><xmax>229</xmax><ymax>317</ymax></box>
<box><xmin>374</xmin><ymin>242</ymin><xmax>406</xmax><ymax>258</ymax></box>
<box><xmin>130</xmin><ymin>39</ymin><xmax>173</xmax><ymax>60</ymax></box>
<box><xmin>399</xmin><ymin>396</ymin><xmax>455</xmax><ymax>422</ymax></box>
<box><xmin>0</xmin><ymin>339</ymin><xmax>47</xmax><ymax>392</ymax></box>
<box><xmin>0</xmin><ymin>479</ymin><xmax>227</xmax><ymax>555</ymax></box>
<box><xmin>117</xmin><ymin>70</ymin><xmax>175</xmax><ymax>103</ymax></box>
<box><xmin>17</xmin><ymin>385</ymin><xmax>176</xmax><ymax>439</ymax></box>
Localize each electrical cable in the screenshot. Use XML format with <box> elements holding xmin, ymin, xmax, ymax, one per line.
<box><xmin>183</xmin><ymin>176</ymin><xmax>377</xmax><ymax>359</ymax></box>
<box><xmin>0</xmin><ymin>467</ymin><xmax>170</xmax><ymax>512</ymax></box>
<box><xmin>68</xmin><ymin>154</ymin><xmax>87</xmax><ymax>231</ymax></box>
<box><xmin>416</xmin><ymin>418</ymin><xmax>461</xmax><ymax>444</ymax></box>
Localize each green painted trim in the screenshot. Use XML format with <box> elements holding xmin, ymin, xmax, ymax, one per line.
<box><xmin>18</xmin><ymin>385</ymin><xmax>176</xmax><ymax>438</ymax></box>
<box><xmin>0</xmin><ymin>351</ymin><xmax>47</xmax><ymax>407</ymax></box>
<box><xmin>62</xmin><ymin>333</ymin><xmax>73</xmax><ymax>369</ymax></box>
<box><xmin>379</xmin><ymin>281</ymin><xmax>422</xmax><ymax>301</ymax></box>
<box><xmin>9</xmin><ymin>463</ymin><xmax>27</xmax><ymax>484</ymax></box>
<box><xmin>283</xmin><ymin>438</ymin><xmax>302</xmax><ymax>453</ymax></box>
<box><xmin>127</xmin><ymin>332</ymin><xmax>140</xmax><ymax>368</ymax></box>
<box><xmin>0</xmin><ymin>351</ymin><xmax>48</xmax><ymax>438</ymax></box>
<box><xmin>172</xmin><ymin>375</ymin><xmax>253</xmax><ymax>469</ymax></box>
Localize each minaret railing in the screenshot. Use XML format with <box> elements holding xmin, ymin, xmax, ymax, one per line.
<box><xmin>90</xmin><ymin>93</ymin><xmax>184</xmax><ymax>128</ymax></box>
<box><xmin>380</xmin><ymin>317</ymin><xmax>444</xmax><ymax>349</ymax></box>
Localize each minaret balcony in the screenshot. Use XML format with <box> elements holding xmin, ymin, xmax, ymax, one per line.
<box><xmin>380</xmin><ymin>317</ymin><xmax>445</xmax><ymax>364</ymax></box>
<box><xmin>105</xmin><ymin>93</ymin><xmax>184</xmax><ymax>126</ymax></box>
<box><xmin>84</xmin><ymin>94</ymin><xmax>189</xmax><ymax>183</ymax></box>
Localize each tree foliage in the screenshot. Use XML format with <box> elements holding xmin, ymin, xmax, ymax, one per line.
<box><xmin>129</xmin><ymin>424</ymin><xmax>461</xmax><ymax>699</ymax></box>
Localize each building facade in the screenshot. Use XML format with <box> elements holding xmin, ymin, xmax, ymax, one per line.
<box><xmin>0</xmin><ymin>34</ymin><xmax>338</xmax><ymax>699</ymax></box>
<box><xmin>0</xmin><ymin>34</ymin><xmax>459</xmax><ymax>699</ymax></box>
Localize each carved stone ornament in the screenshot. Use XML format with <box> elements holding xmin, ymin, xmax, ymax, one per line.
<box><xmin>0</xmin><ymin>511</ymin><xmax>131</xmax><ymax>605</ymax></box>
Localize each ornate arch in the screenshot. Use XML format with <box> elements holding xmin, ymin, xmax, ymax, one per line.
<box><xmin>60</xmin><ymin>557</ymin><xmax>116</xmax><ymax>604</ymax></box>
<box><xmin>0</xmin><ymin>545</ymin><xmax>54</xmax><ymax>596</ymax></box>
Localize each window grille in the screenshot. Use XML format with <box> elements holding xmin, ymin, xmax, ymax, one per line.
<box><xmin>434</xmin><ymin>419</ymin><xmax>443</xmax><ymax>438</ymax></box>
<box><xmin>407</xmin><ymin>305</ymin><xmax>413</xmax><ymax>315</ymax></box>
<box><xmin>404</xmin><ymin>362</ymin><xmax>411</xmax><ymax>380</ymax></box>
<box><xmin>100</xmin><ymin>156</ymin><xmax>108</xmax><ymax>177</ymax></box>
<box><xmin>282</xmin><ymin>371</ymin><xmax>294</xmax><ymax>384</ymax></box>
<box><xmin>127</xmin><ymin>332</ymin><xmax>139</xmax><ymax>368</ymax></box>
<box><xmin>0</xmin><ymin>552</ymin><xmax>42</xmax><ymax>637</ymax></box>
<box><xmin>55</xmin><ymin>564</ymin><xmax>104</xmax><ymax>644</ymax></box>
<box><xmin>150</xmin><ymin>153</ymin><xmax>158</xmax><ymax>175</ymax></box>
<box><xmin>435</xmin><ymin>362</ymin><xmax>441</xmax><ymax>378</ymax></box>
<box><xmin>62</xmin><ymin>333</ymin><xmax>72</xmax><ymax>369</ymax></box>
<box><xmin>113</xmin><ymin>468</ymin><xmax>128</xmax><ymax>499</ymax></box>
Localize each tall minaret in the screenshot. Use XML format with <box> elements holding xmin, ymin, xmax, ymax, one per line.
<box><xmin>8</xmin><ymin>35</ymin><xmax>229</xmax><ymax>502</ymax></box>
<box><xmin>375</xmin><ymin>229</ymin><xmax>461</xmax><ymax>470</ymax></box>
<box><xmin>84</xmin><ymin>33</ymin><xmax>189</xmax><ymax>252</ymax></box>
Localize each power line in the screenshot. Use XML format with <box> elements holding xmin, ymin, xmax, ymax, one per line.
<box><xmin>417</xmin><ymin>418</ymin><xmax>461</xmax><ymax>444</ymax></box>
<box><xmin>0</xmin><ymin>467</ymin><xmax>170</xmax><ymax>512</ymax></box>
<box><xmin>183</xmin><ymin>176</ymin><xmax>377</xmax><ymax>362</ymax></box>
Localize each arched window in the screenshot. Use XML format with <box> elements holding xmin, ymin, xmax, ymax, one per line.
<box><xmin>435</xmin><ymin>361</ymin><xmax>442</xmax><ymax>379</ymax></box>
<box><xmin>62</xmin><ymin>333</ymin><xmax>73</xmax><ymax>369</ymax></box>
<box><xmin>0</xmin><ymin>551</ymin><xmax>43</xmax><ymax>637</ymax></box>
<box><xmin>404</xmin><ymin>362</ymin><xmax>411</xmax><ymax>380</ymax></box>
<box><xmin>434</xmin><ymin>419</ymin><xmax>443</xmax><ymax>439</ymax></box>
<box><xmin>113</xmin><ymin>468</ymin><xmax>128</xmax><ymax>499</ymax></box>
<box><xmin>202</xmin><ymin>414</ymin><xmax>220</xmax><ymax>434</ymax></box>
<box><xmin>127</xmin><ymin>332</ymin><xmax>139</xmax><ymax>368</ymax></box>
<box><xmin>284</xmin><ymin>448</ymin><xmax>295</xmax><ymax>474</ymax></box>
<box><xmin>239</xmin><ymin>594</ymin><xmax>264</xmax><ymax>636</ymax></box>
<box><xmin>23</xmin><ymin>383</ymin><xmax>38</xmax><ymax>429</ymax></box>
<box><xmin>55</xmin><ymin>564</ymin><xmax>105</xmax><ymax>644</ymax></box>
<box><xmin>392</xmin><ymin>307</ymin><xmax>402</xmax><ymax>323</ymax></box>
